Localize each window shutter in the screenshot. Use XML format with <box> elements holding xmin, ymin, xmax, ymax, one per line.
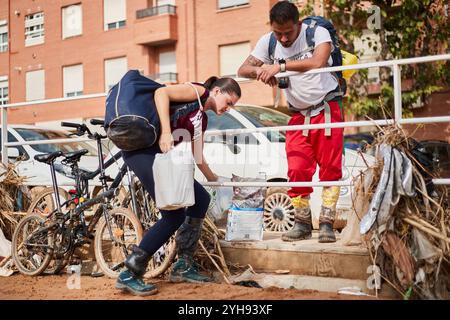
<box><xmin>26</xmin><ymin>70</ymin><xmax>45</xmax><ymax>101</ymax></box>
<box><xmin>0</xmin><ymin>20</ymin><xmax>7</xmax><ymax>34</ymax></box>
<box><xmin>105</xmin><ymin>57</ymin><xmax>128</xmax><ymax>92</ymax></box>
<box><xmin>63</xmin><ymin>64</ymin><xmax>83</xmax><ymax>96</ymax></box>
<box><xmin>62</xmin><ymin>5</ymin><xmax>82</xmax><ymax>39</ymax></box>
<box><xmin>218</xmin><ymin>0</ymin><xmax>249</xmax><ymax>9</ymax></box>
<box><xmin>220</xmin><ymin>42</ymin><xmax>250</xmax><ymax>77</ymax></box>
<box><xmin>159</xmin><ymin>51</ymin><xmax>177</xmax><ymax>74</ymax></box>
<box><xmin>104</xmin><ymin>0</ymin><xmax>126</xmax><ymax>28</ymax></box>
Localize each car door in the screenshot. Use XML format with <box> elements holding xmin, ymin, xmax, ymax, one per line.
<box><xmin>196</xmin><ymin>111</ymin><xmax>249</xmax><ymax>181</ymax></box>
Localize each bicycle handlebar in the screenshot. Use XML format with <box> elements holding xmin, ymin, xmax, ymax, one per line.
<box><xmin>61</xmin><ymin>122</ymin><xmax>81</xmax><ymax>129</ymax></box>
<box><xmin>90</xmin><ymin>119</ymin><xmax>105</xmax><ymax>126</ymax></box>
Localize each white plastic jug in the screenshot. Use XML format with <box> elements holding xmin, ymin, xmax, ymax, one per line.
<box><xmin>153</xmin><ymin>143</ymin><xmax>195</xmax><ymax>210</ymax></box>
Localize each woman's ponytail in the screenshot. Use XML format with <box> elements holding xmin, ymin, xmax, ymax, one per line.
<box><xmin>203</xmin><ymin>76</ymin><xmax>241</xmax><ymax>98</ymax></box>
<box><xmin>204</xmin><ymin>76</ymin><xmax>219</xmax><ymax>91</ymax></box>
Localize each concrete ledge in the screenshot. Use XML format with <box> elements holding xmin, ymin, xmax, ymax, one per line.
<box><xmin>221</xmin><ymin>231</ymin><xmax>371</xmax><ymax>280</ymax></box>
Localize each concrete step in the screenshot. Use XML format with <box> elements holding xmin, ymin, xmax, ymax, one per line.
<box><xmin>220</xmin><ymin>231</ymin><xmax>370</xmax><ymax>280</ymax></box>
<box><xmin>220</xmin><ymin>231</ymin><xmax>400</xmax><ymax>298</ymax></box>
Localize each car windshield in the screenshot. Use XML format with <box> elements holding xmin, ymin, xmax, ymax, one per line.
<box><xmin>234</xmin><ymin>106</ymin><xmax>289</xmax><ymax>143</ymax></box>
<box><xmin>14</xmin><ymin>128</ymin><xmax>98</xmax><ymax>156</ymax></box>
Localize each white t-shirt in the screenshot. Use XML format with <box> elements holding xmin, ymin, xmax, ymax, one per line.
<box><xmin>251</xmin><ymin>23</ymin><xmax>338</xmax><ymax>111</ymax></box>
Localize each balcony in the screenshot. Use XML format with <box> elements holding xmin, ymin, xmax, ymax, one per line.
<box><xmin>149</xmin><ymin>72</ymin><xmax>178</xmax><ymax>84</ymax></box>
<box><xmin>134</xmin><ymin>5</ymin><xmax>178</xmax><ymax>46</ymax></box>
<box><xmin>136</xmin><ymin>5</ymin><xmax>176</xmax><ymax>18</ymax></box>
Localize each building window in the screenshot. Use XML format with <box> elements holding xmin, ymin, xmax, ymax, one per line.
<box><xmin>0</xmin><ymin>77</ymin><xmax>8</xmax><ymax>105</ymax></box>
<box><xmin>62</xmin><ymin>4</ymin><xmax>82</xmax><ymax>39</ymax></box>
<box><xmin>25</xmin><ymin>12</ymin><xmax>45</xmax><ymax>46</ymax></box>
<box><xmin>218</xmin><ymin>0</ymin><xmax>249</xmax><ymax>10</ymax></box>
<box><xmin>155</xmin><ymin>50</ymin><xmax>177</xmax><ymax>83</ymax></box>
<box><xmin>220</xmin><ymin>42</ymin><xmax>250</xmax><ymax>79</ymax></box>
<box><xmin>63</xmin><ymin>64</ymin><xmax>83</xmax><ymax>97</ymax></box>
<box><xmin>104</xmin><ymin>0</ymin><xmax>126</xmax><ymax>31</ymax></box>
<box><xmin>0</xmin><ymin>21</ymin><xmax>8</xmax><ymax>52</ymax></box>
<box><xmin>26</xmin><ymin>70</ymin><xmax>45</xmax><ymax>101</ymax></box>
<box><xmin>105</xmin><ymin>57</ymin><xmax>127</xmax><ymax>92</ymax></box>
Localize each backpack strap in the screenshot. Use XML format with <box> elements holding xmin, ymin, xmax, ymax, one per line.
<box><xmin>184</xmin><ymin>82</ymin><xmax>204</xmax><ymax>111</ymax></box>
<box><xmin>268</xmin><ymin>32</ymin><xmax>277</xmax><ymax>64</ymax></box>
<box><xmin>304</xmin><ymin>17</ymin><xmax>345</xmax><ymax>97</ymax></box>
<box><xmin>305</xmin><ymin>18</ymin><xmax>318</xmax><ymax>50</ymax></box>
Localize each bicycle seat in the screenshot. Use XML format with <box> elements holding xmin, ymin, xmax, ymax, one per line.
<box><xmin>63</xmin><ymin>149</ymin><xmax>89</xmax><ymax>163</ymax></box>
<box><xmin>80</xmin><ymin>170</ymin><xmax>98</xmax><ymax>180</ymax></box>
<box><xmin>34</xmin><ymin>151</ymin><xmax>63</xmax><ymax>164</ymax></box>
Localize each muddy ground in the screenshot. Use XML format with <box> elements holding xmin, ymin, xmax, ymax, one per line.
<box><xmin>0</xmin><ymin>274</ymin><xmax>376</xmax><ymax>300</ymax></box>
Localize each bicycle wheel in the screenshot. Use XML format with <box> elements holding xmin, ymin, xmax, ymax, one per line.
<box><xmin>11</xmin><ymin>214</ymin><xmax>54</xmax><ymax>276</ymax></box>
<box><xmin>135</xmin><ymin>187</ymin><xmax>176</xmax><ymax>279</ymax></box>
<box><xmin>45</xmin><ymin>222</ymin><xmax>75</xmax><ymax>275</ymax></box>
<box><xmin>142</xmin><ymin>197</ymin><xmax>176</xmax><ymax>278</ymax></box>
<box><xmin>27</xmin><ymin>188</ymin><xmax>72</xmax><ymax>274</ymax></box>
<box><xmin>27</xmin><ymin>187</ymin><xmax>69</xmax><ymax>218</ymax></box>
<box><xmin>94</xmin><ymin>207</ymin><xmax>143</xmax><ymax>278</ymax></box>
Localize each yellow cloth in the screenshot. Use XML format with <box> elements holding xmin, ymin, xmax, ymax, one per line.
<box><xmin>341</xmin><ymin>50</ymin><xmax>358</xmax><ymax>80</ymax></box>
<box><xmin>291</xmin><ymin>196</ymin><xmax>310</xmax><ymax>209</ymax></box>
<box><xmin>322</xmin><ymin>186</ymin><xmax>340</xmax><ymax>208</ymax></box>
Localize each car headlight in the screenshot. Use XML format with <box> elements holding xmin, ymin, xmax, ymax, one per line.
<box><xmin>54</xmin><ymin>163</ymin><xmax>76</xmax><ymax>179</ymax></box>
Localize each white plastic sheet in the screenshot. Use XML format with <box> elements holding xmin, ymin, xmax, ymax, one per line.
<box><xmin>360</xmin><ymin>144</ymin><xmax>415</xmax><ymax>234</ymax></box>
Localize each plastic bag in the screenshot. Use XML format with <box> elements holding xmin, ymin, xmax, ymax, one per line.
<box><xmin>340</xmin><ymin>168</ymin><xmax>374</xmax><ymax>246</ymax></box>
<box><xmin>0</xmin><ymin>228</ymin><xmax>11</xmax><ymax>258</ymax></box>
<box><xmin>206</xmin><ymin>176</ymin><xmax>233</xmax><ymax>223</ymax></box>
<box><xmin>153</xmin><ymin>143</ymin><xmax>195</xmax><ymax>210</ymax></box>
<box><xmin>230</xmin><ymin>174</ymin><xmax>266</xmax><ymax>209</ymax></box>
<box><xmin>225</xmin><ymin>174</ymin><xmax>267</xmax><ymax>241</ymax></box>
<box><xmin>411</xmin><ymin>229</ymin><xmax>441</xmax><ymax>261</ymax></box>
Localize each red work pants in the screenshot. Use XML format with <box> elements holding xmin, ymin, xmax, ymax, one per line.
<box><xmin>286</xmin><ymin>100</ymin><xmax>344</xmax><ymax>198</ymax></box>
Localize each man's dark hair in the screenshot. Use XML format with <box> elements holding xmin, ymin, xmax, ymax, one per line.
<box><xmin>270</xmin><ymin>1</ymin><xmax>300</xmax><ymax>25</ymax></box>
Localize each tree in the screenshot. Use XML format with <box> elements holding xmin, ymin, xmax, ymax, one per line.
<box><xmin>300</xmin><ymin>0</ymin><xmax>449</xmax><ymax>119</ymax></box>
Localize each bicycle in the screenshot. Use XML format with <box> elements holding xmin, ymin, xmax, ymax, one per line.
<box><xmin>26</xmin><ymin>120</ymin><xmax>176</xmax><ymax>277</ymax></box>
<box><xmin>12</xmin><ymin>150</ymin><xmax>142</xmax><ymax>277</ymax></box>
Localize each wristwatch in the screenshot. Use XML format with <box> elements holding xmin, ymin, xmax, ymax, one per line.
<box><xmin>279</xmin><ymin>59</ymin><xmax>286</xmax><ymax>73</ymax></box>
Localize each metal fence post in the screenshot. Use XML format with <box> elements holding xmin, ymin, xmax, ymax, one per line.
<box><xmin>393</xmin><ymin>63</ymin><xmax>403</xmax><ymax>124</ymax></box>
<box><xmin>1</xmin><ymin>106</ymin><xmax>8</xmax><ymax>165</ymax></box>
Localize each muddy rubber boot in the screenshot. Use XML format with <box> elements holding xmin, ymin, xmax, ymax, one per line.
<box><xmin>281</xmin><ymin>207</ymin><xmax>312</xmax><ymax>242</ymax></box>
<box><xmin>124</xmin><ymin>245</ymin><xmax>151</xmax><ymax>278</ymax></box>
<box><xmin>318</xmin><ymin>206</ymin><xmax>336</xmax><ymax>243</ymax></box>
<box><xmin>116</xmin><ymin>270</ymin><xmax>158</xmax><ymax>296</ymax></box>
<box><xmin>169</xmin><ymin>256</ymin><xmax>212</xmax><ymax>283</ymax></box>
<box><xmin>169</xmin><ymin>217</ymin><xmax>212</xmax><ymax>283</ymax></box>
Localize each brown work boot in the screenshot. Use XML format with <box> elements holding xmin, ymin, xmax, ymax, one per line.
<box><xmin>318</xmin><ymin>206</ymin><xmax>336</xmax><ymax>243</ymax></box>
<box><xmin>281</xmin><ymin>207</ymin><xmax>312</xmax><ymax>242</ymax></box>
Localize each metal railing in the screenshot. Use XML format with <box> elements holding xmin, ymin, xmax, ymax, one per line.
<box><xmin>1</xmin><ymin>53</ymin><xmax>449</xmax><ymax>187</ymax></box>
<box><xmin>149</xmin><ymin>72</ymin><xmax>178</xmax><ymax>83</ymax></box>
<box><xmin>136</xmin><ymin>5</ymin><xmax>176</xmax><ymax>19</ymax></box>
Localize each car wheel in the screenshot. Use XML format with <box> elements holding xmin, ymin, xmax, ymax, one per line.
<box><xmin>264</xmin><ymin>187</ymin><xmax>295</xmax><ymax>232</ymax></box>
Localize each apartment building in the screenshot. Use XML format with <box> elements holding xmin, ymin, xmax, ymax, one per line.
<box><xmin>0</xmin><ymin>0</ymin><xmax>299</xmax><ymax>126</ymax></box>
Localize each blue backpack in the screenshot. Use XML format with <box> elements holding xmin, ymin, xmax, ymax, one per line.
<box><xmin>268</xmin><ymin>16</ymin><xmax>346</xmax><ymax>95</ymax></box>
<box><xmin>104</xmin><ymin>70</ymin><xmax>164</xmax><ymax>151</ymax></box>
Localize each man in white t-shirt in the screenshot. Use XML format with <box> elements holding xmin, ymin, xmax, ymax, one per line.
<box><xmin>238</xmin><ymin>1</ymin><xmax>343</xmax><ymax>243</ymax></box>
